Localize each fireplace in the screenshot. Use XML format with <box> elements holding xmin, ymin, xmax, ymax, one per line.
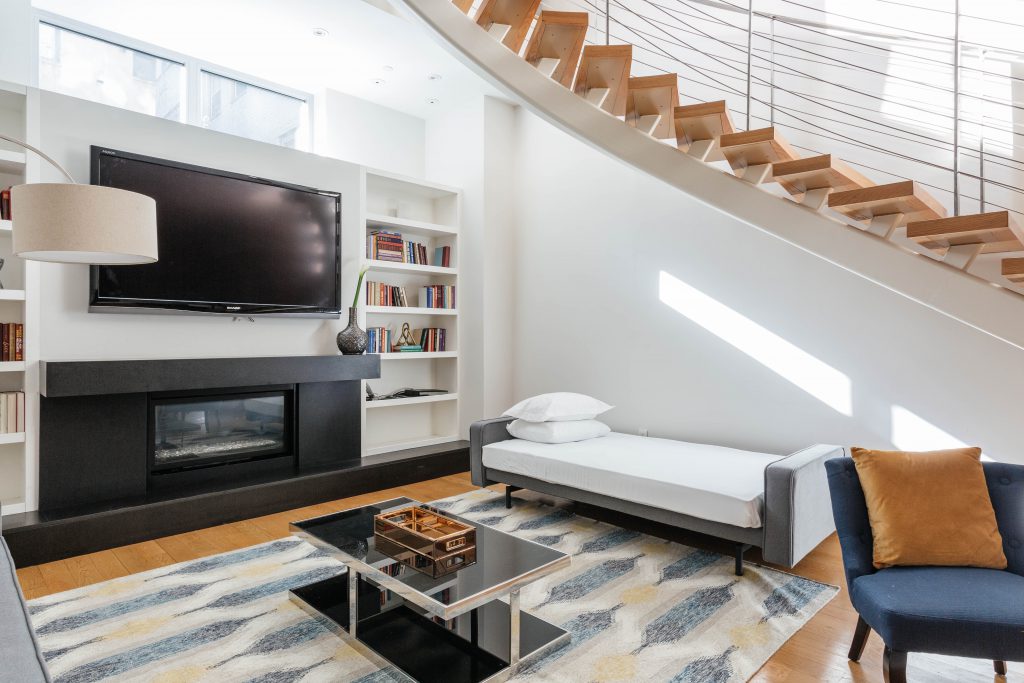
<box><xmin>38</xmin><ymin>355</ymin><xmax>380</xmax><ymax>511</ymax></box>
<box><xmin>150</xmin><ymin>388</ymin><xmax>294</xmax><ymax>474</ymax></box>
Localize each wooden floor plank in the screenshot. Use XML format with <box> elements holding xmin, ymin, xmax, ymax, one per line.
<box><xmin>15</xmin><ymin>471</ymin><xmax>1012</xmax><ymax>680</ymax></box>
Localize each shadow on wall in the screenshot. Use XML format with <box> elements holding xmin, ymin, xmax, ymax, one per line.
<box><xmin>658</xmin><ymin>270</ymin><xmax>1001</xmax><ymax>460</ymax></box>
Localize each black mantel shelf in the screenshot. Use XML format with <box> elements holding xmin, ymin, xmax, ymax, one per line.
<box><xmin>40</xmin><ymin>354</ymin><xmax>381</xmax><ymax>397</ymax></box>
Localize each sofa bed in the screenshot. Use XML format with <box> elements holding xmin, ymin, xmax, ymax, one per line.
<box><xmin>471</xmin><ymin>416</ymin><xmax>843</xmax><ymax>574</ymax></box>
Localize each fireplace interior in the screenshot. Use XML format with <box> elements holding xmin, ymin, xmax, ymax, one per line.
<box><xmin>150</xmin><ymin>388</ymin><xmax>294</xmax><ymax>474</ymax></box>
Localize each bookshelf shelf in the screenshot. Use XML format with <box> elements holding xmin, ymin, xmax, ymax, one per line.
<box><xmin>365</xmin><ymin>213</ymin><xmax>458</xmax><ymax>237</ymax></box>
<box><xmin>366</xmin><ymin>393</ymin><xmax>458</xmax><ymax>409</ymax></box>
<box><xmin>365</xmin><ymin>306</ymin><xmax>457</xmax><ymax>316</ymax></box>
<box><xmin>380</xmin><ymin>351</ymin><xmax>458</xmax><ymax>360</ymax></box>
<box><xmin>0</xmin><ymin>432</ymin><xmax>25</xmax><ymax>445</ymax></box>
<box><xmin>0</xmin><ymin>87</ymin><xmax>35</xmax><ymax>517</ymax></box>
<box><xmin>365</xmin><ymin>434</ymin><xmax>460</xmax><ymax>457</ymax></box>
<box><xmin>361</xmin><ymin>169</ymin><xmax>461</xmax><ymax>457</ymax></box>
<box><xmin>364</xmin><ymin>260</ymin><xmax>458</xmax><ymax>276</ymax></box>
<box><xmin>0</xmin><ymin>150</ymin><xmax>26</xmax><ymax>174</ymax></box>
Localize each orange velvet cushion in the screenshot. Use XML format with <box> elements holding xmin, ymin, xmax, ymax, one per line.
<box><xmin>850</xmin><ymin>447</ymin><xmax>1007</xmax><ymax>570</ymax></box>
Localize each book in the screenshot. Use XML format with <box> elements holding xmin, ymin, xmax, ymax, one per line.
<box><xmin>0</xmin><ymin>187</ymin><xmax>11</xmax><ymax>221</ymax></box>
<box><xmin>14</xmin><ymin>324</ymin><xmax>22</xmax><ymax>362</ymax></box>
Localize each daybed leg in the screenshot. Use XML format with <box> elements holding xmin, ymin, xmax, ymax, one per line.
<box><xmin>734</xmin><ymin>543</ymin><xmax>752</xmax><ymax>576</ymax></box>
<box><xmin>848</xmin><ymin>615</ymin><xmax>870</xmax><ymax>661</ymax></box>
<box><xmin>882</xmin><ymin>647</ymin><xmax>907</xmax><ymax>683</ymax></box>
<box><xmin>505</xmin><ymin>485</ymin><xmax>521</xmax><ymax>509</ymax></box>
<box><xmin>994</xmin><ymin>660</ymin><xmax>1007</xmax><ymax>676</ymax></box>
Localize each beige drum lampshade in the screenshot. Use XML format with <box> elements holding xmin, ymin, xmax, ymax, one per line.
<box><xmin>11</xmin><ymin>183</ymin><xmax>158</xmax><ymax>264</ymax></box>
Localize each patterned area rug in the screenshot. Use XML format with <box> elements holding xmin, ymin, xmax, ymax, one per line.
<box><xmin>29</xmin><ymin>489</ymin><xmax>837</xmax><ymax>682</ymax></box>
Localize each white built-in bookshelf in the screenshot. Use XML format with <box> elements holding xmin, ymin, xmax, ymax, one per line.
<box><xmin>360</xmin><ymin>169</ymin><xmax>461</xmax><ymax>456</ymax></box>
<box><xmin>0</xmin><ymin>80</ymin><xmax>40</xmax><ymax>515</ymax></box>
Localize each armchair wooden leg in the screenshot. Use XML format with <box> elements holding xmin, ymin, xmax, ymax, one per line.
<box><xmin>995</xmin><ymin>660</ymin><xmax>1007</xmax><ymax>676</ymax></box>
<box><xmin>848</xmin><ymin>615</ymin><xmax>871</xmax><ymax>661</ymax></box>
<box><xmin>882</xmin><ymin>647</ymin><xmax>907</xmax><ymax>683</ymax></box>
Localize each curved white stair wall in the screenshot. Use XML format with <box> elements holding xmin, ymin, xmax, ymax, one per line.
<box><xmin>397</xmin><ymin>0</ymin><xmax>1024</xmax><ymax>353</ymax></box>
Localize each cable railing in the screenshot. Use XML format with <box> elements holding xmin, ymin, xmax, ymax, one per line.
<box><xmin>548</xmin><ymin>0</ymin><xmax>1024</xmax><ymax>220</ymax></box>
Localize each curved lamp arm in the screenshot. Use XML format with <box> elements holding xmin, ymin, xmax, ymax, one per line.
<box><xmin>0</xmin><ymin>133</ymin><xmax>77</xmax><ymax>184</ymax></box>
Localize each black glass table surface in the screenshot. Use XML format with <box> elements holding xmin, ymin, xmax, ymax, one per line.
<box><xmin>290</xmin><ymin>496</ymin><xmax>569</xmax><ymax>619</ymax></box>
<box><xmin>288</xmin><ymin>497</ymin><xmax>572</xmax><ymax>683</ymax></box>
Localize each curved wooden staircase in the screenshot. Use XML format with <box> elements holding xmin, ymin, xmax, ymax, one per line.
<box><xmin>440</xmin><ymin>0</ymin><xmax>1024</xmax><ymax>299</ymax></box>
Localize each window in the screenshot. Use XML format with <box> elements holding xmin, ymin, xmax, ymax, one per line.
<box><xmin>200</xmin><ymin>71</ymin><xmax>309</xmax><ymax>150</ymax></box>
<box><xmin>36</xmin><ymin>20</ymin><xmax>312</xmax><ymax>151</ymax></box>
<box><xmin>38</xmin><ymin>23</ymin><xmax>185</xmax><ymax>122</ymax></box>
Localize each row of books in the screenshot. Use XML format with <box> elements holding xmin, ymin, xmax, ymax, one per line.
<box><xmin>0</xmin><ymin>324</ymin><xmax>24</xmax><ymax>362</ymax></box>
<box><xmin>366</xmin><ymin>326</ymin><xmax>449</xmax><ymax>353</ymax></box>
<box><xmin>366</xmin><ymin>230</ymin><xmax>453</xmax><ymax>268</ymax></box>
<box><xmin>419</xmin><ymin>285</ymin><xmax>456</xmax><ymax>309</ymax></box>
<box><xmin>367</xmin><ymin>327</ymin><xmax>393</xmax><ymax>355</ymax></box>
<box><xmin>366</xmin><ymin>282</ymin><xmax>409</xmax><ymax>308</ymax></box>
<box><xmin>0</xmin><ymin>392</ymin><xmax>25</xmax><ymax>434</ymax></box>
<box><xmin>418</xmin><ymin>327</ymin><xmax>448</xmax><ymax>353</ymax></box>
<box><xmin>365</xmin><ymin>282</ymin><xmax>456</xmax><ymax>310</ymax></box>
<box><xmin>0</xmin><ymin>187</ymin><xmax>12</xmax><ymax>221</ymax></box>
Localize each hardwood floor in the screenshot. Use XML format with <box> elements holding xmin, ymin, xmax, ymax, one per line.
<box><xmin>16</xmin><ymin>472</ymin><xmax>1012</xmax><ymax>682</ymax></box>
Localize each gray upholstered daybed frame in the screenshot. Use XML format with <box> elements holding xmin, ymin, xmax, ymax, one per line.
<box><xmin>470</xmin><ymin>417</ymin><xmax>844</xmax><ymax>575</ymax></box>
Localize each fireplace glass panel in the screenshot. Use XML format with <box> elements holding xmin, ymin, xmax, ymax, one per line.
<box><xmin>153</xmin><ymin>393</ymin><xmax>288</xmax><ymax>469</ymax></box>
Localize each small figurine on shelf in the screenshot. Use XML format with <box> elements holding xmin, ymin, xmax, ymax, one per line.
<box><xmin>392</xmin><ymin>322</ymin><xmax>422</xmax><ymax>353</ymax></box>
<box><xmin>0</xmin><ymin>258</ymin><xmax>6</xmax><ymax>289</ymax></box>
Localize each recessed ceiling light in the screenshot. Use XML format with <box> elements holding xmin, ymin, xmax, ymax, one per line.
<box><xmin>382</xmin><ymin>65</ymin><xmax>395</xmax><ymax>72</ymax></box>
<box><xmin>428</xmin><ymin>73</ymin><xmax>443</xmax><ymax>81</ymax></box>
<box><xmin>373</xmin><ymin>78</ymin><xmax>387</xmax><ymax>86</ymax></box>
<box><xmin>426</xmin><ymin>97</ymin><xmax>440</xmax><ymax>105</ymax></box>
<box><xmin>312</xmin><ymin>27</ymin><xmax>329</xmax><ymax>38</ymax></box>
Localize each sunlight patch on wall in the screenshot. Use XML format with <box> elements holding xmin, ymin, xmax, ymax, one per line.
<box><xmin>658</xmin><ymin>271</ymin><xmax>852</xmax><ymax>416</ymax></box>
<box><xmin>890</xmin><ymin>404</ymin><xmax>968</xmax><ymax>451</ymax></box>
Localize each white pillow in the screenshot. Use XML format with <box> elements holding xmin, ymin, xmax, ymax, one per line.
<box><xmin>507</xmin><ymin>419</ymin><xmax>610</xmax><ymax>444</ymax></box>
<box><xmin>503</xmin><ymin>392</ymin><xmax>613</xmax><ymax>422</ymax></box>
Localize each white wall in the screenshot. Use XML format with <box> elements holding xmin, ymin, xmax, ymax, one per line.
<box><xmin>35</xmin><ymin>90</ymin><xmax>381</xmax><ymax>360</ymax></box>
<box><xmin>315</xmin><ymin>88</ymin><xmax>425</xmax><ymax>178</ymax></box>
<box><xmin>425</xmin><ymin>94</ymin><xmax>517</xmax><ymax>430</ymax></box>
<box><xmin>511</xmin><ymin>109</ymin><xmax>1024</xmax><ymax>464</ymax></box>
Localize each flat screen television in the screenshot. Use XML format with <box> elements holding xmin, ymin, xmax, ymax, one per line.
<box><xmin>89</xmin><ymin>146</ymin><xmax>342</xmax><ymax>317</ymax></box>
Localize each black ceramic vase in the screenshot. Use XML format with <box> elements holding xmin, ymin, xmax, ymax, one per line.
<box><xmin>336</xmin><ymin>307</ymin><xmax>368</xmax><ymax>355</ymax></box>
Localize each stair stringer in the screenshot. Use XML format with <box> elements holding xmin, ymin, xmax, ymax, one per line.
<box><xmin>393</xmin><ymin>0</ymin><xmax>1024</xmax><ymax>353</ymax></box>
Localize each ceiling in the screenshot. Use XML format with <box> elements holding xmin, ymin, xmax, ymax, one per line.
<box><xmin>31</xmin><ymin>0</ymin><xmax>502</xmax><ymax>119</ymax></box>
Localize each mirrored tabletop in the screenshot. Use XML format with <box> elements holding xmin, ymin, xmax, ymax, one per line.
<box><xmin>290</xmin><ymin>497</ymin><xmax>570</xmax><ymax>620</ymax></box>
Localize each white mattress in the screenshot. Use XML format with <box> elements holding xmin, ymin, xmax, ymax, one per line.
<box><xmin>482</xmin><ymin>432</ymin><xmax>784</xmax><ymax>528</ymax></box>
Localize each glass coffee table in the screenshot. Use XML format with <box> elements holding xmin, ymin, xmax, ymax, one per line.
<box><xmin>289</xmin><ymin>497</ymin><xmax>571</xmax><ymax>683</ymax></box>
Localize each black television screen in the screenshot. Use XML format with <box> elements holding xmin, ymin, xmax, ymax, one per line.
<box><xmin>90</xmin><ymin>147</ymin><xmax>341</xmax><ymax>317</ymax></box>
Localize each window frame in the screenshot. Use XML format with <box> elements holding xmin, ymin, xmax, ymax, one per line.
<box><xmin>31</xmin><ymin>11</ymin><xmax>315</xmax><ymax>152</ymax></box>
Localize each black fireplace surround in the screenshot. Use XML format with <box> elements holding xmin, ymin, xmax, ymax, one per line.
<box><xmin>39</xmin><ymin>355</ymin><xmax>380</xmax><ymax>512</ymax></box>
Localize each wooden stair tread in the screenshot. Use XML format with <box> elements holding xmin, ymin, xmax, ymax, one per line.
<box><xmin>771</xmin><ymin>154</ymin><xmax>873</xmax><ymax>196</ymax></box>
<box><xmin>828</xmin><ymin>181</ymin><xmax>946</xmax><ymax>224</ymax></box>
<box><xmin>573</xmin><ymin>44</ymin><xmax>632</xmax><ymax>116</ymax></box>
<box><xmin>475</xmin><ymin>0</ymin><xmax>542</xmax><ymax>53</ymax></box>
<box><xmin>523</xmin><ymin>11</ymin><xmax>588</xmax><ymax>88</ymax></box>
<box><xmin>673</xmin><ymin>100</ymin><xmax>734</xmax><ymax>148</ymax></box>
<box><xmin>1002</xmin><ymin>258</ymin><xmax>1024</xmax><ymax>283</ymax></box>
<box><xmin>718</xmin><ymin>127</ymin><xmax>799</xmax><ymax>171</ymax></box>
<box><xmin>626</xmin><ymin>74</ymin><xmax>679</xmax><ymax>139</ymax></box>
<box><xmin>453</xmin><ymin>0</ymin><xmax>473</xmax><ymax>13</ymax></box>
<box><xmin>907</xmin><ymin>211</ymin><xmax>1024</xmax><ymax>254</ymax></box>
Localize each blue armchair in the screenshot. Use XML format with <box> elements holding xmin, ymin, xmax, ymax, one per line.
<box><xmin>825</xmin><ymin>457</ymin><xmax>1024</xmax><ymax>683</ymax></box>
